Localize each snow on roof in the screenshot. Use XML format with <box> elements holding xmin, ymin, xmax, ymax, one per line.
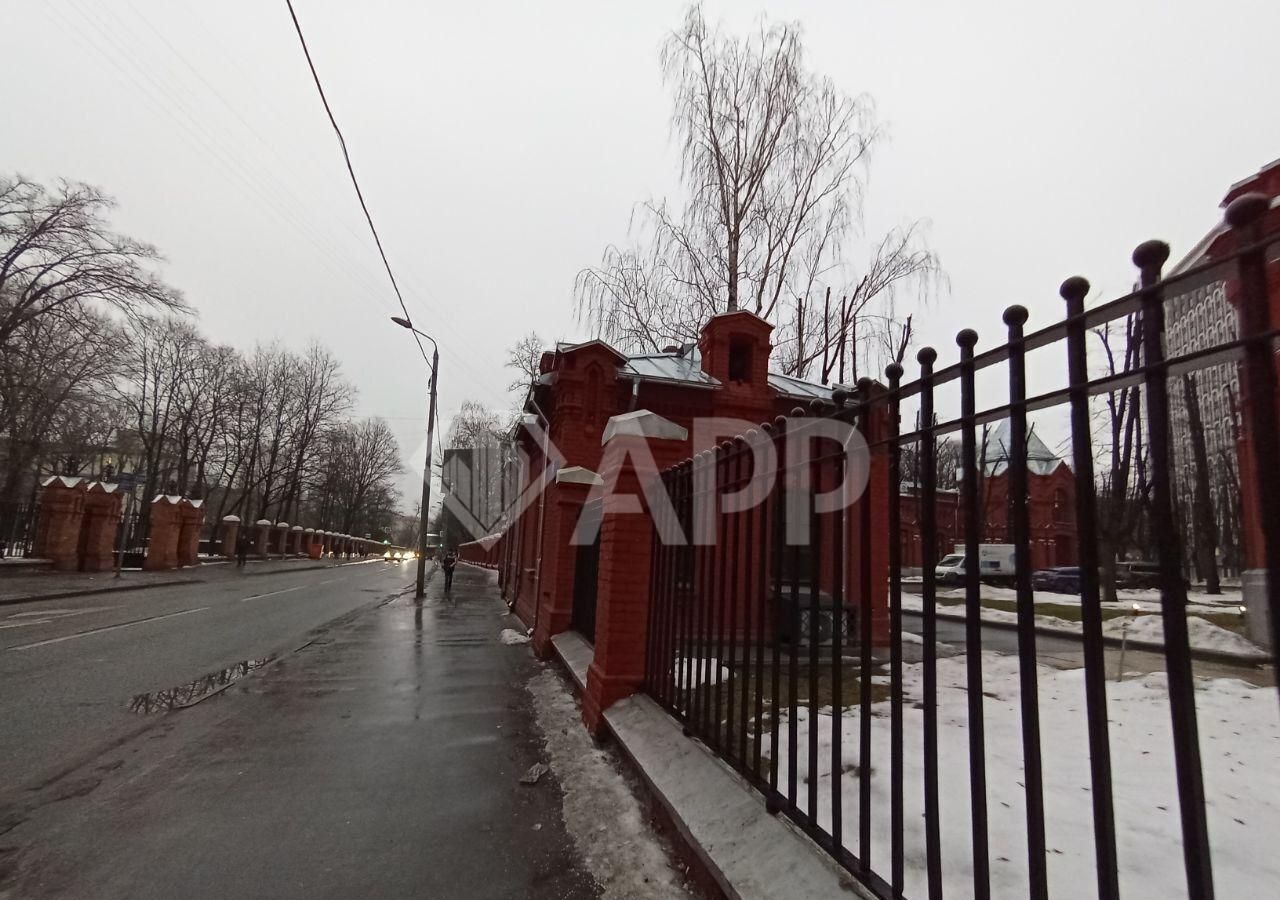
<box><xmin>768</xmin><ymin>372</ymin><xmax>839</xmax><ymax>402</ymax></box>
<box><xmin>982</xmin><ymin>419</ymin><xmax>1067</xmax><ymax>476</ymax></box>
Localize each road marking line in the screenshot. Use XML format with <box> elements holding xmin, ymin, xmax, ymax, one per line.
<box><xmin>0</xmin><ymin>619</ymin><xmax>52</xmax><ymax>630</ymax></box>
<box><xmin>239</xmin><ymin>585</ymin><xmax>306</xmax><ymax>603</ymax></box>
<box><xmin>8</xmin><ymin>607</ymin><xmax>209</xmax><ymax>651</ymax></box>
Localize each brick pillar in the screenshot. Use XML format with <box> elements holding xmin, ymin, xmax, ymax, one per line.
<box><xmin>286</xmin><ymin>525</ymin><xmax>300</xmax><ymax>555</ymax></box>
<box><xmin>304</xmin><ymin>527</ymin><xmax>319</xmax><ymax>559</ymax></box>
<box><xmin>79</xmin><ymin>483</ymin><xmax>122</xmax><ymax>572</ymax></box>
<box><xmin>177</xmin><ymin>499</ymin><xmax>204</xmax><ymax>567</ymax></box>
<box><xmin>532</xmin><ymin>473</ymin><xmax>597</xmax><ymax>659</ymax></box>
<box><xmin>270</xmin><ymin>522</ymin><xmax>288</xmax><ymax>556</ymax></box>
<box><xmin>145</xmin><ymin>496</ymin><xmax>182</xmax><ymax>570</ymax></box>
<box><xmin>582</xmin><ymin>412</ymin><xmax>689</xmax><ymax>734</ymax></box>
<box><xmin>254</xmin><ymin>519</ymin><xmax>272</xmax><ymax>558</ymax></box>
<box><xmin>34</xmin><ymin>477</ymin><xmax>88</xmax><ymax>571</ymax></box>
<box><xmin>221</xmin><ymin>515</ymin><xmax>241</xmax><ymax>559</ymax></box>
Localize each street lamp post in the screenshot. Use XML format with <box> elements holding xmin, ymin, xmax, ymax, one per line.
<box><xmin>391</xmin><ymin>316</ymin><xmax>439</xmax><ymax>599</ymax></box>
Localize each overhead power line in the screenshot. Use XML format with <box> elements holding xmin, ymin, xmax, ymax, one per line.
<box><xmin>282</xmin><ymin>0</ymin><xmax>428</xmax><ymax>364</ymax></box>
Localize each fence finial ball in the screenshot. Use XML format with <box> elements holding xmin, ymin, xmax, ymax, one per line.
<box><xmin>885</xmin><ymin>362</ymin><xmax>903</xmax><ymax>381</ymax></box>
<box><xmin>1131</xmin><ymin>239</ymin><xmax>1170</xmax><ymax>271</ymax></box>
<box><xmin>1002</xmin><ymin>305</ymin><xmax>1029</xmax><ymax>327</ymax></box>
<box><xmin>916</xmin><ymin>346</ymin><xmax>937</xmax><ymax>366</ymax></box>
<box><xmin>831</xmin><ymin>388</ymin><xmax>849</xmax><ymax>406</ymax></box>
<box><xmin>773</xmin><ymin>414</ymin><xmax>788</xmax><ymax>429</ymax></box>
<box><xmin>1059</xmin><ymin>276</ymin><xmax>1090</xmax><ymax>303</ymax></box>
<box><xmin>856</xmin><ymin>377</ymin><xmax>875</xmax><ymax>393</ymax></box>
<box><xmin>790</xmin><ymin>406</ymin><xmax>807</xmax><ymax>418</ymax></box>
<box><xmin>956</xmin><ymin>328</ymin><xmax>978</xmax><ymax>349</ymax></box>
<box><xmin>1225</xmin><ymin>192</ymin><xmax>1269</xmax><ymax>229</ymax></box>
<box><xmin>808</xmin><ymin>398</ymin><xmax>826</xmax><ymax>414</ymax></box>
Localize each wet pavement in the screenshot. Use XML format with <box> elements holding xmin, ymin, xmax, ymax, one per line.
<box><xmin>0</xmin><ymin>565</ymin><xmax>598</xmax><ymax>900</ymax></box>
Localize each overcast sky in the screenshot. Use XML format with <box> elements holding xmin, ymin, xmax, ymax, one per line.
<box><xmin>6</xmin><ymin>0</ymin><xmax>1279</xmax><ymax>507</ymax></box>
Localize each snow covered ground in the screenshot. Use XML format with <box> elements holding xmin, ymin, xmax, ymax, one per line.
<box><xmin>907</xmin><ymin>594</ymin><xmax>1267</xmax><ymax>659</ymax></box>
<box><xmin>526</xmin><ymin>667</ymin><xmax>696</xmax><ymax>899</ymax></box>
<box><xmin>941</xmin><ymin>584</ymin><xmax>1246</xmax><ymax>618</ymax></box>
<box><xmin>770</xmin><ymin>654</ymin><xmax>1280</xmax><ymax>899</ymax></box>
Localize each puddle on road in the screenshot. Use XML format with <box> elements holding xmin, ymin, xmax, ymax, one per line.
<box><xmin>128</xmin><ymin>657</ymin><xmax>274</xmax><ymax>714</ymax></box>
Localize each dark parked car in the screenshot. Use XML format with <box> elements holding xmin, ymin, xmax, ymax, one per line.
<box><xmin>1032</xmin><ymin>566</ymin><xmax>1083</xmax><ymax>594</ymax></box>
<box><xmin>1115</xmin><ymin>561</ymin><xmax>1162</xmax><ymax>589</ymax></box>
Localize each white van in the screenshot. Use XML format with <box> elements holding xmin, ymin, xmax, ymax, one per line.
<box><xmin>935</xmin><ymin>544</ymin><xmax>1017</xmax><ymax>585</ymax></box>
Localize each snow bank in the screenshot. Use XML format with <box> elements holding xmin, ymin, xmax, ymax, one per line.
<box><xmin>1103</xmin><ymin>614</ymin><xmax>1266</xmax><ymax>658</ymax></box>
<box><xmin>527</xmin><ymin>669</ymin><xmax>693</xmax><ymax>898</ymax></box>
<box><xmin>767</xmin><ymin>654</ymin><xmax>1280</xmax><ymax>899</ymax></box>
<box><xmin>499</xmin><ymin>628</ymin><xmax>531</xmax><ymax>645</ymax></box>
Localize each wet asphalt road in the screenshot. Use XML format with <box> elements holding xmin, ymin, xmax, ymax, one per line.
<box><xmin>0</xmin><ymin>564</ymin><xmax>597</xmax><ymax>900</ymax></box>
<box><xmin>0</xmin><ymin>560</ymin><xmax>410</xmax><ymax>795</ymax></box>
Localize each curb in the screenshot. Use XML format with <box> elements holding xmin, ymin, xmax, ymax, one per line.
<box><xmin>0</xmin><ymin>559</ymin><xmax>382</xmax><ymax>606</ymax></box>
<box><xmin>0</xmin><ymin>577</ymin><xmax>205</xmax><ymax>607</ymax></box>
<box><xmin>924</xmin><ymin>609</ymin><xmax>1271</xmax><ymax>667</ymax></box>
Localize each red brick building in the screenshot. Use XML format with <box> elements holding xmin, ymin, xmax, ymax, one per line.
<box><xmin>898</xmin><ymin>422</ymin><xmax>1077</xmax><ymax>571</ymax></box>
<box><xmin>497</xmin><ymin>310</ymin><xmax>853</xmax><ymax>653</ymax></box>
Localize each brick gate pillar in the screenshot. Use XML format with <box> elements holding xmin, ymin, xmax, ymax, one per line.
<box><xmin>221</xmin><ymin>515</ymin><xmax>241</xmax><ymax>559</ymax></box>
<box><xmin>254</xmin><ymin>519</ymin><xmax>272</xmax><ymax>558</ymax></box>
<box><xmin>583</xmin><ymin>411</ymin><xmax>689</xmax><ymax>734</ymax></box>
<box><xmin>34</xmin><ymin>477</ymin><xmax>88</xmax><ymax>571</ymax></box>
<box><xmin>145</xmin><ymin>495</ymin><xmax>182</xmax><ymax>570</ymax></box>
<box><xmin>177</xmin><ymin>499</ymin><xmax>205</xmax><ymax>567</ymax></box>
<box><xmin>79</xmin><ymin>482</ymin><xmax>122</xmax><ymax>572</ymax></box>
<box><xmin>532</xmin><ymin>469</ymin><xmax>599</xmax><ymax>659</ymax></box>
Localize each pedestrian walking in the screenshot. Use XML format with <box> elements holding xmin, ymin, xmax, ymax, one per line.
<box><xmin>236</xmin><ymin>529</ymin><xmax>249</xmax><ymax>568</ymax></box>
<box><xmin>442</xmin><ymin>550</ymin><xmax>457</xmax><ymax>593</ymax></box>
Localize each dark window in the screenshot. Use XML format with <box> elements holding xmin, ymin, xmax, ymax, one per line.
<box><xmin>728</xmin><ymin>336</ymin><xmax>752</xmax><ymax>382</ymax></box>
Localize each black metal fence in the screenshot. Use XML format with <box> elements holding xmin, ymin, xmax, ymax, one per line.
<box><xmin>644</xmin><ymin>197</ymin><xmax>1280</xmax><ymax>899</ymax></box>
<box><xmin>0</xmin><ymin>501</ymin><xmax>39</xmax><ymax>559</ymax></box>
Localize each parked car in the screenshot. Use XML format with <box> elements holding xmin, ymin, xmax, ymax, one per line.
<box><xmin>935</xmin><ymin>554</ymin><xmax>966</xmax><ymax>585</ymax></box>
<box><xmin>1115</xmin><ymin>561</ymin><xmax>1162</xmax><ymax>589</ymax></box>
<box><xmin>1033</xmin><ymin>566</ymin><xmax>1083</xmax><ymax>594</ymax></box>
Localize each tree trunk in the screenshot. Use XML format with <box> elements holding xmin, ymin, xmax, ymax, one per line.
<box><xmin>1182</xmin><ymin>374</ymin><xmax>1221</xmax><ymax>593</ymax></box>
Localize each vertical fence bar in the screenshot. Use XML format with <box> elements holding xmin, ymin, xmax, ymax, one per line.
<box><xmin>1133</xmin><ymin>239</ymin><xmax>1215</xmax><ymax>900</ymax></box>
<box><xmin>885</xmin><ymin>362</ymin><xmax>906</xmax><ymax>899</ymax></box>
<box><xmin>754</xmin><ymin>425</ymin><xmax>772</xmax><ymax>782</ymax></box>
<box><xmin>788</xmin><ymin>416</ymin><xmax>803</xmax><ymax>810</ymax></box>
<box><xmin>679</xmin><ymin>462</ymin><xmax>696</xmax><ymax>721</ymax></box>
<box><xmin>713</xmin><ymin>445</ymin><xmax>731</xmax><ymax>751</ymax></box>
<box><xmin>661</xmin><ymin>472</ymin><xmax>681</xmax><ymax>708</ymax></box>
<box><xmin>806</xmin><ymin>417</ymin><xmax>823</xmax><ymax>823</ymax></box>
<box><xmin>1060</xmin><ymin>275</ymin><xmax>1121</xmax><ymax>900</ymax></box>
<box><xmin>669</xmin><ymin>471</ymin><xmax>685</xmax><ymax>709</ymax></box>
<box><xmin>956</xmin><ymin>328</ymin><xmax>992</xmax><ymax>900</ymax></box>
<box><xmin>1004</xmin><ymin>305</ymin><xmax>1049</xmax><ymax>900</ymax></box>
<box><xmin>1225</xmin><ymin>194</ymin><xmax>1280</xmax><ymax>692</ymax></box>
<box><xmin>725</xmin><ymin>443</ymin><xmax>743</xmax><ymax>763</ymax></box>
<box><xmin>918</xmin><ymin>346</ymin><xmax>943</xmax><ymax>900</ymax></box>
<box><xmin>770</xmin><ymin>419</ymin><xmax>786</xmax><ymax>798</ymax></box>
<box><xmin>829</xmin><ymin>396</ymin><xmax>847</xmax><ymax>855</ymax></box>
<box><xmin>694</xmin><ymin>452</ymin><xmax>713</xmax><ymax>736</ymax></box>
<box><xmin>856</xmin><ymin>381</ymin><xmax>875</xmax><ymax>872</ymax></box>
<box><xmin>737</xmin><ymin>440</ymin><xmax>752</xmax><ymax>773</ymax></box>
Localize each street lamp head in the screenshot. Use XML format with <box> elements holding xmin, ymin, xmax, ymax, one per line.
<box><xmin>390</xmin><ymin>316</ymin><xmax>413</xmax><ymax>329</ymax></box>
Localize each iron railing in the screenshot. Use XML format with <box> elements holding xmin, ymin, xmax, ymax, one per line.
<box><xmin>643</xmin><ymin>199</ymin><xmax>1280</xmax><ymax>900</ymax></box>
<box><xmin>0</xmin><ymin>501</ymin><xmax>39</xmax><ymax>559</ymax></box>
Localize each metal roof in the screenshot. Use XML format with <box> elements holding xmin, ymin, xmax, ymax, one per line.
<box><xmin>620</xmin><ymin>350</ymin><xmax>718</xmax><ymax>387</ymax></box>
<box><xmin>768</xmin><ymin>372</ymin><xmax>838</xmax><ymax>401</ymax></box>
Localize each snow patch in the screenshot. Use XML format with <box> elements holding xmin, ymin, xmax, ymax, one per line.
<box><xmin>767</xmin><ymin>654</ymin><xmax>1280</xmax><ymax>899</ymax></box>
<box><xmin>526</xmin><ymin>669</ymin><xmax>694</xmax><ymax>899</ymax></box>
<box><xmin>1103</xmin><ymin>614</ymin><xmax>1266</xmax><ymax>658</ymax></box>
<box><xmin>498</xmin><ymin>628</ymin><xmax>531</xmax><ymax>645</ymax></box>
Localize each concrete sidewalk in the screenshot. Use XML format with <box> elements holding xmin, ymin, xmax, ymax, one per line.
<box><xmin>0</xmin><ymin>566</ymin><xmax>604</xmax><ymax>900</ymax></box>
<box><xmin>0</xmin><ymin>556</ymin><xmax>375</xmax><ymax>605</ymax></box>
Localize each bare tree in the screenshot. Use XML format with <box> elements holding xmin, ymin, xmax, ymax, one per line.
<box><xmin>0</xmin><ymin>176</ymin><xmax>186</xmax><ymax>350</ymax></box>
<box><xmin>576</xmin><ymin>5</ymin><xmax>941</xmax><ymax>374</ymax></box>
<box><xmin>505</xmin><ymin>332</ymin><xmax>545</xmax><ymax>398</ymax></box>
<box><xmin>1094</xmin><ymin>315</ymin><xmax>1149</xmax><ymax>602</ymax></box>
